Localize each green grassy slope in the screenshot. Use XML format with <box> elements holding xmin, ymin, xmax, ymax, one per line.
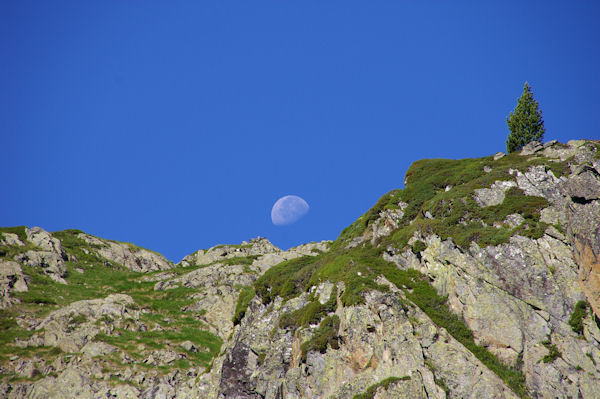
<box><xmin>0</xmin><ymin>229</ymin><xmax>222</xmax><ymax>385</ymax></box>
<box><xmin>244</xmin><ymin>151</ymin><xmax>575</xmax><ymax>398</ymax></box>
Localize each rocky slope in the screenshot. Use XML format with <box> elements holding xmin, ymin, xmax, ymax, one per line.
<box><xmin>1</xmin><ymin>139</ymin><xmax>599</xmax><ymax>398</ymax></box>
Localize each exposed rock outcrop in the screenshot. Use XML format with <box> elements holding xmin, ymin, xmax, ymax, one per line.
<box><xmin>18</xmin><ymin>294</ymin><xmax>138</xmax><ymax>352</ymax></box>
<box><xmin>77</xmin><ymin>233</ymin><xmax>174</xmax><ymax>272</ymax></box>
<box><xmin>1</xmin><ymin>139</ymin><xmax>599</xmax><ymax>398</ymax></box>
<box><xmin>155</xmin><ymin>238</ymin><xmax>331</xmax><ymax>339</ymax></box>
<box><xmin>178</xmin><ymin>237</ymin><xmax>330</xmax><ymax>270</ymax></box>
<box><xmin>205</xmin><ymin>287</ymin><xmax>517</xmax><ymax>399</ymax></box>
<box><xmin>0</xmin><ymin>260</ymin><xmax>28</xmax><ymax>309</ymax></box>
<box><xmin>0</xmin><ymin>233</ymin><xmax>24</xmax><ymax>247</ymax></box>
<box><xmin>179</xmin><ymin>237</ymin><xmax>281</xmax><ymax>267</ymax></box>
<box><xmin>13</xmin><ymin>227</ymin><xmax>69</xmax><ymax>284</ymax></box>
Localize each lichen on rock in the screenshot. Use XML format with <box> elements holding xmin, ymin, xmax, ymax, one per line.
<box><xmin>1</xmin><ymin>139</ymin><xmax>600</xmax><ymax>398</ymax></box>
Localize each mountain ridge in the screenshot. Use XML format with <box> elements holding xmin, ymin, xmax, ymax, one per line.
<box><xmin>1</xmin><ymin>139</ymin><xmax>599</xmax><ymax>398</ymax></box>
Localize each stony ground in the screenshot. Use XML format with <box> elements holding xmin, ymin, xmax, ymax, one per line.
<box><xmin>1</xmin><ymin>139</ymin><xmax>599</xmax><ymax>398</ymax></box>
<box><xmin>0</xmin><ymin>226</ymin><xmax>328</xmax><ymax>398</ymax></box>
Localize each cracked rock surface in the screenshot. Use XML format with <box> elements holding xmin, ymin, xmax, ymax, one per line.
<box><xmin>1</xmin><ymin>139</ymin><xmax>599</xmax><ymax>398</ymax></box>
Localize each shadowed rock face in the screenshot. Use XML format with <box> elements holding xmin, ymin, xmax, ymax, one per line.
<box><xmin>1</xmin><ymin>140</ymin><xmax>600</xmax><ymax>398</ymax></box>
<box><xmin>568</xmin><ymin>199</ymin><xmax>600</xmax><ymax>316</ymax></box>
<box><xmin>219</xmin><ymin>342</ymin><xmax>264</xmax><ymax>399</ymax></box>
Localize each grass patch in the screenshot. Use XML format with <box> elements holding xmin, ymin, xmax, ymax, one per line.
<box><xmin>337</xmin><ymin>152</ymin><xmax>566</xmax><ymax>251</ymax></box>
<box><xmin>279</xmin><ymin>287</ymin><xmax>337</xmax><ymax>330</ymax></box>
<box><xmin>52</xmin><ymin>230</ymin><xmax>112</xmax><ymax>265</ymax></box>
<box><xmin>232</xmin><ymin>286</ymin><xmax>255</xmax><ymax>325</ymax></box>
<box><xmin>3</xmin><ymin>228</ymin><xmax>224</xmax><ymax>371</ymax></box>
<box><xmin>300</xmin><ymin>315</ymin><xmax>340</xmax><ymax>362</ymax></box>
<box><xmin>219</xmin><ymin>255</ymin><xmax>260</xmax><ymax>267</ymax></box>
<box><xmin>385</xmin><ymin>186</ymin><xmax>549</xmax><ymax>250</ymax></box>
<box><xmin>0</xmin><ymin>309</ymin><xmax>36</xmax><ymax>362</ymax></box>
<box><xmin>65</xmin><ymin>314</ymin><xmax>88</xmax><ymax>332</ymax></box>
<box><xmin>174</xmin><ymin>254</ymin><xmax>260</xmax><ymax>273</ymax></box>
<box><xmin>14</xmin><ymin>262</ymin><xmax>147</xmax><ymax>309</ymax></box>
<box><xmin>592</xmin><ymin>142</ymin><xmax>600</xmax><ymax>160</ymax></box>
<box><xmin>254</xmin><ymin>243</ymin><xmax>529</xmax><ymax>397</ymax></box>
<box><xmin>353</xmin><ymin>376</ymin><xmax>410</xmax><ymax>399</ymax></box>
<box><xmin>411</xmin><ymin>240</ymin><xmax>426</xmax><ymax>259</ymax></box>
<box><xmin>568</xmin><ymin>300</ymin><xmax>589</xmax><ymax>335</ymax></box>
<box><xmin>541</xmin><ymin>338</ymin><xmax>561</xmax><ymax>363</ymax></box>
<box><xmin>0</xmin><ymin>228</ymin><xmax>40</xmax><ymax>260</ymax></box>
<box><xmin>0</xmin><ymin>311</ymin><xmax>60</xmax><ymax>363</ymax></box>
<box><xmin>255</xmin><ymin>246</ymin><xmax>390</xmax><ymax>307</ymax></box>
<box><xmin>0</xmin><ymin>226</ymin><xmax>28</xmax><ymax>244</ymax></box>
<box><xmin>257</xmin><ymin>351</ymin><xmax>266</xmax><ymax>365</ymax></box>
<box><xmin>134</xmin><ymin>286</ymin><xmax>197</xmax><ymax>315</ymax></box>
<box><xmin>94</xmin><ymin>327</ymin><xmax>222</xmax><ymax>368</ymax></box>
<box><xmin>145</xmin><ymin>262</ymin><xmax>208</xmax><ymax>279</ymax></box>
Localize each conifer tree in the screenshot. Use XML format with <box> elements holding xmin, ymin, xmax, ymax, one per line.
<box><xmin>506</xmin><ymin>82</ymin><xmax>545</xmax><ymax>153</ymax></box>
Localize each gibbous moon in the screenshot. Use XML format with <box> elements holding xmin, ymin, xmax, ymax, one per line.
<box><xmin>271</xmin><ymin>195</ymin><xmax>310</xmax><ymax>226</ymax></box>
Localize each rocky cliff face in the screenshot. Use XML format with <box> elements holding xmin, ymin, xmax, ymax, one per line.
<box><xmin>1</xmin><ymin>139</ymin><xmax>599</xmax><ymax>398</ymax></box>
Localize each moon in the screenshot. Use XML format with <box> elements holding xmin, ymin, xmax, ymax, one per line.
<box><xmin>271</xmin><ymin>195</ymin><xmax>310</xmax><ymax>226</ymax></box>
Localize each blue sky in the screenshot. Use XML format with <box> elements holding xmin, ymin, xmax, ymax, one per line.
<box><xmin>2</xmin><ymin>2</ymin><xmax>599</xmax><ymax>261</ymax></box>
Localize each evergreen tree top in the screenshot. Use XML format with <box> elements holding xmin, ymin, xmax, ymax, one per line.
<box><xmin>506</xmin><ymin>82</ymin><xmax>545</xmax><ymax>153</ymax></box>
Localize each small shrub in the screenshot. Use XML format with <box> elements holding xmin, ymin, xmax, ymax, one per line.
<box><xmin>279</xmin><ymin>287</ymin><xmax>337</xmax><ymax>330</ymax></box>
<box><xmin>70</xmin><ymin>314</ymin><xmax>88</xmax><ymax>325</ymax></box>
<box><xmin>301</xmin><ymin>315</ymin><xmax>340</xmax><ymax>362</ymax></box>
<box><xmin>0</xmin><ymin>317</ymin><xmax>17</xmax><ymax>331</ymax></box>
<box><xmin>99</xmin><ymin>314</ymin><xmax>114</xmax><ymax>324</ymax></box>
<box><xmin>232</xmin><ymin>286</ymin><xmax>255</xmax><ymax>325</ymax></box>
<box><xmin>24</xmin><ymin>296</ymin><xmax>57</xmax><ymax>305</ymax></box>
<box><xmin>541</xmin><ymin>339</ymin><xmax>561</xmax><ymax>363</ymax></box>
<box><xmin>48</xmin><ymin>346</ymin><xmax>62</xmax><ymax>356</ymax></box>
<box><xmin>66</xmin><ymin>314</ymin><xmax>88</xmax><ymax>333</ymax></box>
<box><xmin>257</xmin><ymin>351</ymin><xmax>266</xmax><ymax>365</ymax></box>
<box><xmin>568</xmin><ymin>300</ymin><xmax>589</xmax><ymax>335</ymax></box>
<box><xmin>254</xmin><ymin>255</ymin><xmax>318</xmax><ymax>304</ymax></box>
<box><xmin>411</xmin><ymin>240</ymin><xmax>426</xmax><ymax>257</ymax></box>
